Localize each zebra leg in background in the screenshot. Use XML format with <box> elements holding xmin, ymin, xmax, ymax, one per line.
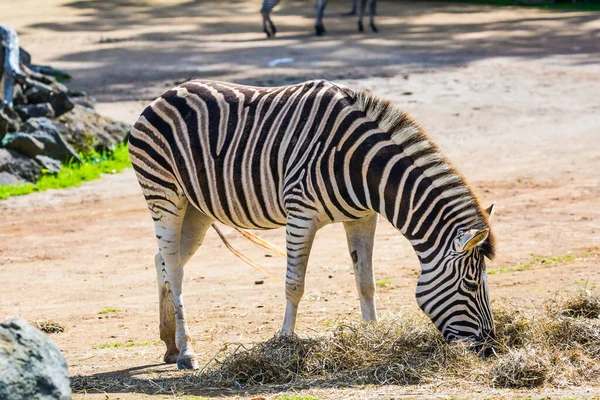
<box><xmin>369</xmin><ymin>0</ymin><xmax>378</xmax><ymax>32</ymax></box>
<box><xmin>261</xmin><ymin>0</ymin><xmax>280</xmax><ymax>37</ymax></box>
<box><xmin>344</xmin><ymin>0</ymin><xmax>358</xmax><ymax>16</ymax></box>
<box><xmin>280</xmin><ymin>216</ymin><xmax>318</xmax><ymax>335</ymax></box>
<box><xmin>315</xmin><ymin>0</ymin><xmax>328</xmax><ymax>36</ymax></box>
<box><xmin>343</xmin><ymin>213</ymin><xmax>378</xmax><ymax>321</ymax></box>
<box><xmin>357</xmin><ymin>0</ymin><xmax>367</xmax><ymax>32</ymax></box>
<box><xmin>152</xmin><ymin>195</ymin><xmax>199</xmax><ymax>370</ymax></box>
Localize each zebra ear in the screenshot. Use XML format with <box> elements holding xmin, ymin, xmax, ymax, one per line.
<box><xmin>457</xmin><ymin>229</ymin><xmax>490</xmax><ymax>252</ymax></box>
<box><xmin>485</xmin><ymin>203</ymin><xmax>496</xmax><ymax>219</ymax></box>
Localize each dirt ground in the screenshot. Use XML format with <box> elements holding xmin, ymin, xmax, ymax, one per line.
<box><xmin>1</xmin><ymin>0</ymin><xmax>600</xmax><ymax>399</ymax></box>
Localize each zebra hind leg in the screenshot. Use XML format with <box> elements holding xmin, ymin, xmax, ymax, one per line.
<box><xmin>343</xmin><ymin>213</ymin><xmax>378</xmax><ymax>321</ymax></box>
<box><xmin>155</xmin><ymin>252</ymin><xmax>178</xmax><ymax>364</ymax></box>
<box><xmin>151</xmin><ymin>195</ymin><xmax>200</xmax><ymax>370</ymax></box>
<box><xmin>262</xmin><ymin>11</ymin><xmax>275</xmax><ymax>37</ymax></box>
<box><xmin>344</xmin><ymin>0</ymin><xmax>358</xmax><ymax>16</ymax></box>
<box><xmin>315</xmin><ymin>0</ymin><xmax>328</xmax><ymax>36</ymax></box>
<box><xmin>369</xmin><ymin>0</ymin><xmax>378</xmax><ymax>32</ymax></box>
<box><xmin>357</xmin><ymin>0</ymin><xmax>367</xmax><ymax>32</ymax></box>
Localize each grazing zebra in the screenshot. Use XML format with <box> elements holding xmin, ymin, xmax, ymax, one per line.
<box><xmin>129</xmin><ymin>79</ymin><xmax>496</xmax><ymax>370</ymax></box>
<box><xmin>261</xmin><ymin>0</ymin><xmax>378</xmax><ymax>37</ymax></box>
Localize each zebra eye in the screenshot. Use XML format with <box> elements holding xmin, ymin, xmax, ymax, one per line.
<box><xmin>463</xmin><ymin>279</ymin><xmax>479</xmax><ymax>292</ymax></box>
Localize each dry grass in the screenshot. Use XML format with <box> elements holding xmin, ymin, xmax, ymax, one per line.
<box><xmin>71</xmin><ymin>291</ymin><xmax>600</xmax><ymax>396</ymax></box>
<box><xmin>199</xmin><ymin>291</ymin><xmax>600</xmax><ymax>390</ymax></box>
<box><xmin>31</xmin><ymin>318</ymin><xmax>65</xmax><ymax>334</ymax></box>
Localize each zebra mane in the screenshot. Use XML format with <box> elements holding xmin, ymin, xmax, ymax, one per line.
<box><xmin>353</xmin><ymin>89</ymin><xmax>495</xmax><ymax>259</ymax></box>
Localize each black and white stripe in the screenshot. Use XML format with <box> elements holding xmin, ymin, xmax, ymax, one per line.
<box><xmin>129</xmin><ymin>79</ymin><xmax>496</xmax><ymax>369</ymax></box>
<box><xmin>260</xmin><ymin>0</ymin><xmax>378</xmax><ymax>37</ymax></box>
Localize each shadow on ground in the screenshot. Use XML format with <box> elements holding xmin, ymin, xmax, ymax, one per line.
<box><xmin>23</xmin><ymin>0</ymin><xmax>600</xmax><ymax>102</ymax></box>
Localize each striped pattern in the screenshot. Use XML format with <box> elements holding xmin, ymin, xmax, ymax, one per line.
<box><xmin>260</xmin><ymin>0</ymin><xmax>378</xmax><ymax>37</ymax></box>
<box><xmin>129</xmin><ymin>79</ymin><xmax>496</xmax><ymax>368</ymax></box>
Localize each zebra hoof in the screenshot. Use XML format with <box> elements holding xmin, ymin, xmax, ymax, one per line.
<box><xmin>358</xmin><ymin>22</ymin><xmax>364</xmax><ymax>32</ymax></box>
<box><xmin>315</xmin><ymin>25</ymin><xmax>326</xmax><ymax>36</ymax></box>
<box><xmin>371</xmin><ymin>24</ymin><xmax>379</xmax><ymax>33</ymax></box>
<box><xmin>163</xmin><ymin>351</ymin><xmax>178</xmax><ymax>364</ymax></box>
<box><xmin>176</xmin><ymin>354</ymin><xmax>199</xmax><ymax>370</ymax></box>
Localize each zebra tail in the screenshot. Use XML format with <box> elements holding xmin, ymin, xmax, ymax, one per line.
<box><xmin>211</xmin><ymin>224</ymin><xmax>280</xmax><ymax>282</ymax></box>
<box><xmin>231</xmin><ymin>226</ymin><xmax>287</xmax><ymax>257</ymax></box>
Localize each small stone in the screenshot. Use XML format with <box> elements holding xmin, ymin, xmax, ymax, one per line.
<box><xmin>13</xmin><ymin>103</ymin><xmax>55</xmax><ymax>120</ymax></box>
<box><xmin>2</xmin><ymin>132</ymin><xmax>45</xmax><ymax>158</ymax></box>
<box><xmin>24</xmin><ymin>87</ymin><xmax>74</xmax><ymax>117</ymax></box>
<box><xmin>22</xmin><ymin>117</ymin><xmax>80</xmax><ymax>163</ymax></box>
<box><xmin>0</xmin><ymin>103</ymin><xmax>22</xmax><ymax>140</ymax></box>
<box><xmin>35</xmin><ymin>155</ymin><xmax>62</xmax><ymax>174</ymax></box>
<box><xmin>0</xmin><ymin>148</ymin><xmax>42</xmax><ymax>185</ymax></box>
<box><xmin>255</xmin><ymin>280</ymin><xmax>264</xmax><ymax>285</ymax></box>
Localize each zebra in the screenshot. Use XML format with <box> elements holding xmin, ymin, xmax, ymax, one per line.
<box><xmin>128</xmin><ymin>79</ymin><xmax>496</xmax><ymax>369</ymax></box>
<box><xmin>261</xmin><ymin>0</ymin><xmax>378</xmax><ymax>37</ymax></box>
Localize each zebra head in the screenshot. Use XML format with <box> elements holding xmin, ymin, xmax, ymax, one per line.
<box><xmin>415</xmin><ymin>205</ymin><xmax>496</xmax><ymax>348</ymax></box>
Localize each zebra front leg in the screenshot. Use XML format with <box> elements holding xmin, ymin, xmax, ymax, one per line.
<box><xmin>343</xmin><ymin>213</ymin><xmax>378</xmax><ymax>321</ymax></box>
<box><xmin>280</xmin><ymin>217</ymin><xmax>318</xmax><ymax>336</ymax></box>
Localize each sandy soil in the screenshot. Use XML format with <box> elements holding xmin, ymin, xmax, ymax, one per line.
<box><xmin>1</xmin><ymin>0</ymin><xmax>599</xmax><ymax>398</ymax></box>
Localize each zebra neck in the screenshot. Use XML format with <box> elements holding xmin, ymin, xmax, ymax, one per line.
<box><xmin>366</xmin><ymin>147</ymin><xmax>483</xmax><ymax>264</ymax></box>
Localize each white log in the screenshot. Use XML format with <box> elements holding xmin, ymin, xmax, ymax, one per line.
<box><xmin>0</xmin><ymin>25</ymin><xmax>27</xmax><ymax>106</ymax></box>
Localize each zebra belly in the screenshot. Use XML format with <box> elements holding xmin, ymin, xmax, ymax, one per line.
<box><xmin>182</xmin><ymin>178</ymin><xmax>289</xmax><ymax>230</ymax></box>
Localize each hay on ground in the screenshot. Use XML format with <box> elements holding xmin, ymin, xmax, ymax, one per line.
<box><xmin>31</xmin><ymin>318</ymin><xmax>65</xmax><ymax>334</ymax></box>
<box><xmin>198</xmin><ymin>291</ymin><xmax>600</xmax><ymax>390</ymax></box>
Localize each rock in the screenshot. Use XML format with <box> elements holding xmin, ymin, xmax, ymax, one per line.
<box><xmin>67</xmin><ymin>91</ymin><xmax>96</xmax><ymax>110</ymax></box>
<box><xmin>1</xmin><ymin>132</ymin><xmax>45</xmax><ymax>158</ymax></box>
<box><xmin>14</xmin><ymin>103</ymin><xmax>55</xmax><ymax>120</ymax></box>
<box><xmin>22</xmin><ymin>117</ymin><xmax>81</xmax><ymax>163</ymax></box>
<box><xmin>0</xmin><ymin>318</ymin><xmax>72</xmax><ymax>400</ymax></box>
<box><xmin>57</xmin><ymin>105</ymin><xmax>130</xmax><ymax>153</ymax></box>
<box><xmin>0</xmin><ymin>103</ymin><xmax>22</xmax><ymax>141</ymax></box>
<box><xmin>36</xmin><ymin>155</ymin><xmax>62</xmax><ymax>174</ymax></box>
<box><xmin>23</xmin><ymin>86</ymin><xmax>74</xmax><ymax>118</ymax></box>
<box><xmin>0</xmin><ymin>148</ymin><xmax>42</xmax><ymax>185</ymax></box>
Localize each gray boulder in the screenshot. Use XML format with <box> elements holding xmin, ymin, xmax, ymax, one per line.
<box><xmin>14</xmin><ymin>103</ymin><xmax>55</xmax><ymax>120</ymax></box>
<box><xmin>0</xmin><ymin>148</ymin><xmax>42</xmax><ymax>185</ymax></box>
<box><xmin>22</xmin><ymin>118</ymin><xmax>80</xmax><ymax>163</ymax></box>
<box><xmin>57</xmin><ymin>105</ymin><xmax>129</xmax><ymax>153</ymax></box>
<box><xmin>23</xmin><ymin>86</ymin><xmax>74</xmax><ymax>118</ymax></box>
<box><xmin>0</xmin><ymin>103</ymin><xmax>22</xmax><ymax>141</ymax></box>
<box><xmin>2</xmin><ymin>132</ymin><xmax>45</xmax><ymax>158</ymax></box>
<box><xmin>0</xmin><ymin>318</ymin><xmax>72</xmax><ymax>400</ymax></box>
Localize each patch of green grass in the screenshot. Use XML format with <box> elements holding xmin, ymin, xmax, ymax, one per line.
<box><xmin>452</xmin><ymin>0</ymin><xmax>600</xmax><ymax>11</ymax></box>
<box><xmin>488</xmin><ymin>252</ymin><xmax>595</xmax><ymax>275</ymax></box>
<box><xmin>98</xmin><ymin>307</ymin><xmax>122</xmax><ymax>314</ymax></box>
<box><xmin>0</xmin><ymin>143</ymin><xmax>131</xmax><ymax>200</ymax></box>
<box><xmin>92</xmin><ymin>342</ymin><xmax>124</xmax><ymax>349</ymax></box>
<box><xmin>92</xmin><ymin>340</ymin><xmax>162</xmax><ymax>349</ymax></box>
<box><xmin>376</xmin><ymin>279</ymin><xmax>392</xmax><ymax>287</ymax></box>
